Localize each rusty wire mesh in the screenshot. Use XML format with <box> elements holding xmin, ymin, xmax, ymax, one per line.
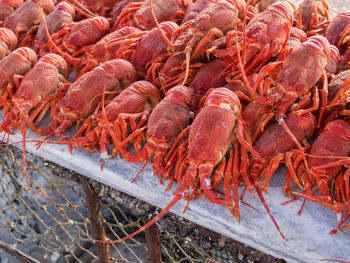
<box><xmin>0</xmin><ymin>145</ymin><xmax>284</xmax><ymax>263</ymax></box>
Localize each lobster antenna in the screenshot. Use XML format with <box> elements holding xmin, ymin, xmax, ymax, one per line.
<box><xmin>252</xmin><ymin>176</ymin><xmax>285</xmax><ymax>239</ymax></box>
<box><xmin>100</xmin><ymin>84</ymin><xmax>125</xmax><ymax>157</ymax></box>
<box><xmin>181</xmin><ymin>48</ymin><xmax>190</xmax><ymax>86</ymax></box>
<box><xmin>150</xmin><ymin>0</ymin><xmax>173</xmax><ymax>49</ymax></box>
<box><xmin>279</xmin><ymin>119</ymin><xmax>310</xmax><ymax>174</ymax></box>
<box><xmin>234</xmin><ymin>10</ymin><xmax>255</xmax><ymax>99</ymax></box>
<box><xmin>65</xmin><ymin>0</ymin><xmax>95</xmax><ymax>18</ymax></box>
<box><xmin>93</xmin><ymin>195</ymin><xmax>182</xmax><ymax>244</ymax></box>
<box><xmin>41</xmin><ymin>14</ymin><xmax>80</xmax><ymax>65</ymax></box>
<box><xmin>131</xmin><ymin>158</ymin><xmax>150</xmax><ymax>183</ymax></box>
<box><xmin>292</xmin><ymin>149</ymin><xmax>350</xmax><ymax>161</ymax></box>
<box><xmin>19</xmin><ymin>127</ymin><xmax>52</xmax><ymax>199</ymax></box>
<box><xmin>9</xmin><ymin>101</ymin><xmax>52</xmax><ymax>198</ymax></box>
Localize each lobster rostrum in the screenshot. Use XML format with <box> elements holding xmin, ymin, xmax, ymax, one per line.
<box><xmin>0</xmin><ymin>27</ymin><xmax>17</xmax><ymax>59</ymax></box>
<box><xmin>72</xmin><ymin>80</ymin><xmax>160</xmax><ymax>161</ymax></box>
<box><xmin>0</xmin><ymin>47</ymin><xmax>37</xmax><ymax>108</ymax></box>
<box><xmin>38</xmin><ymin>59</ymin><xmax>136</xmax><ymax>141</ymax></box>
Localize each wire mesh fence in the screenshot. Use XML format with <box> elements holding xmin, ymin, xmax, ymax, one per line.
<box><xmin>0</xmin><ymin>145</ymin><xmax>285</xmax><ymax>263</ymax></box>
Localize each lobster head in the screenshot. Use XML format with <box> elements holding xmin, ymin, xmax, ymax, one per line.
<box><xmin>39</xmin><ymin>53</ymin><xmax>68</xmax><ymax>77</ymax></box>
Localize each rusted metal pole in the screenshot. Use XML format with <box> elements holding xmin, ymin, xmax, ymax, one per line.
<box><xmin>144</xmin><ymin>219</ymin><xmax>162</xmax><ymax>263</ymax></box>
<box><xmin>81</xmin><ymin>176</ymin><xmax>110</xmax><ymax>263</ymax></box>
<box><xmin>0</xmin><ymin>240</ymin><xmax>41</xmax><ymax>263</ymax></box>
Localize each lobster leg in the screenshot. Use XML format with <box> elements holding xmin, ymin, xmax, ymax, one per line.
<box><xmin>223</xmin><ymin>147</ymin><xmax>235</xmax><ymax>217</ymax></box>
<box><xmin>293</xmin><ymin>87</ymin><xmax>320</xmax><ymax>116</ymax></box>
<box><xmin>261</xmin><ymin>153</ymin><xmax>284</xmax><ymax>193</ymax></box>
<box><xmin>211</xmin><ymin>158</ymin><xmax>226</xmax><ymax>188</ymax></box>
<box><xmin>231</xmin><ymin>142</ymin><xmax>241</xmax><ymax>221</ymax></box>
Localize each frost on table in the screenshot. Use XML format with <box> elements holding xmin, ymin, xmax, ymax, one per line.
<box><xmin>1</xmin><ymin>123</ymin><xmax>349</xmax><ymax>263</ymax></box>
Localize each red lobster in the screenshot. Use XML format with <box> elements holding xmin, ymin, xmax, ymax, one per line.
<box><xmin>76</xmin><ymin>26</ymin><xmax>141</xmax><ymax>77</ymax></box>
<box><xmin>30</xmin><ymin>1</ymin><xmax>75</xmax><ymax>55</ymax></box>
<box><xmin>38</xmin><ymin>59</ymin><xmax>136</xmax><ymax>141</ymax></box>
<box><xmin>293</xmin><ymin>119</ymin><xmax>350</xmax><ymax>234</ymax></box>
<box><xmin>248</xmin><ymin>35</ymin><xmax>330</xmax><ymax>139</ymax></box>
<box><xmin>3</xmin><ymin>0</ymin><xmax>54</xmax><ymax>38</ymax></box>
<box><xmin>302</xmin><ymin>120</ymin><xmax>350</xmax><ymax>201</ymax></box>
<box><xmin>157</xmin><ymin>0</ymin><xmax>246</xmax><ymax>89</ymax></box>
<box><xmin>122</xmin><ymin>85</ymin><xmax>192</xmax><ymax>181</ymax></box>
<box><xmin>221</xmin><ymin>0</ymin><xmax>295</xmax><ymax>86</ymax></box>
<box><xmin>190</xmin><ymin>58</ymin><xmax>229</xmax><ymax>110</ymax></box>
<box><xmin>0</xmin><ymin>47</ymin><xmax>37</xmax><ymax>108</ymax></box>
<box><xmin>47</xmin><ymin>15</ymin><xmax>110</xmax><ymax>56</ymax></box>
<box><xmin>113</xmin><ymin>0</ymin><xmax>189</xmax><ymax>30</ymax></box>
<box><xmin>249</xmin><ymin>112</ymin><xmax>316</xmax><ymax>194</ymax></box>
<box><xmin>72</xmin><ymin>80</ymin><xmax>160</xmax><ymax>160</ymax></box>
<box><xmin>128</xmin><ymin>21</ymin><xmax>179</xmax><ymax>79</ymax></box>
<box><xmin>92</xmin><ymin>88</ymin><xmax>279</xmax><ymax>244</ymax></box>
<box><xmin>0</xmin><ymin>27</ymin><xmax>17</xmax><ymax>59</ymax></box>
<box><xmin>294</xmin><ymin>0</ymin><xmax>329</xmax><ymax>32</ymax></box>
<box><xmin>0</xmin><ymin>53</ymin><xmax>68</xmax><ymax>198</ymax></box>
<box><xmin>324</xmin><ymin>12</ymin><xmax>350</xmax><ymax>70</ymax></box>
<box><xmin>0</xmin><ymin>0</ymin><xmax>23</xmax><ymax>21</ymax></box>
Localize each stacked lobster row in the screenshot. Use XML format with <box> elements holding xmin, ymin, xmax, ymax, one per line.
<box><xmin>0</xmin><ymin>0</ymin><xmax>349</xmax><ymax>240</ymax></box>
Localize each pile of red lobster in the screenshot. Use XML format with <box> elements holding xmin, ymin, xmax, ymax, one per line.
<box><xmin>0</xmin><ymin>0</ymin><xmax>349</xmax><ymax>241</ymax></box>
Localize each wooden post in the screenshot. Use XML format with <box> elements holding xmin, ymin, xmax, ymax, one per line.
<box><xmin>81</xmin><ymin>176</ymin><xmax>110</xmax><ymax>263</ymax></box>
<box><xmin>144</xmin><ymin>219</ymin><xmax>162</xmax><ymax>263</ymax></box>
